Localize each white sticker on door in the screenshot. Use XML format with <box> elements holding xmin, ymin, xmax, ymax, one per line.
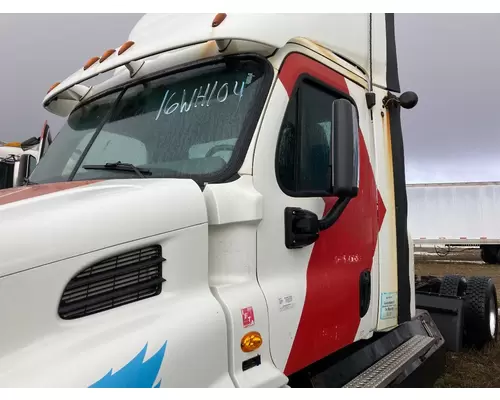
<box><xmin>278</xmin><ymin>295</ymin><xmax>295</xmax><ymax>312</ymax></box>
<box><xmin>380</xmin><ymin>292</ymin><xmax>398</xmax><ymax>320</ymax></box>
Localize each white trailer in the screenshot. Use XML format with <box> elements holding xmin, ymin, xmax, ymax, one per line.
<box><xmin>407</xmin><ymin>182</ymin><xmax>500</xmax><ymax>263</ymax></box>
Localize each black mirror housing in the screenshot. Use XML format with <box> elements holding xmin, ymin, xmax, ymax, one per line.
<box><xmin>331</xmin><ymin>98</ymin><xmax>360</xmax><ymax>198</ymax></box>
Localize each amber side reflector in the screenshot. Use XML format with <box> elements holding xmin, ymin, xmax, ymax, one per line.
<box><xmin>83</xmin><ymin>56</ymin><xmax>100</xmax><ymax>71</ymax></box>
<box><xmin>47</xmin><ymin>82</ymin><xmax>60</xmax><ymax>94</ymax></box>
<box><xmin>212</xmin><ymin>13</ymin><xmax>227</xmax><ymax>28</ymax></box>
<box><xmin>118</xmin><ymin>41</ymin><xmax>135</xmax><ymax>55</ymax></box>
<box><xmin>4</xmin><ymin>142</ymin><xmax>22</xmax><ymax>147</ymax></box>
<box><xmin>241</xmin><ymin>331</ymin><xmax>262</xmax><ymax>353</ymax></box>
<box><xmin>100</xmin><ymin>49</ymin><xmax>116</xmax><ymax>63</ymax></box>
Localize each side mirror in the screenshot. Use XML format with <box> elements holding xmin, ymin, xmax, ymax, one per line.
<box><xmin>284</xmin><ymin>98</ymin><xmax>361</xmax><ymax>250</ymax></box>
<box><xmin>15</xmin><ymin>154</ymin><xmax>30</xmax><ymax>187</ymax></box>
<box><xmin>331</xmin><ymin>98</ymin><xmax>360</xmax><ymax>198</ymax></box>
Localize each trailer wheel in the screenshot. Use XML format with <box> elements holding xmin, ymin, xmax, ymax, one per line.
<box><xmin>439</xmin><ymin>275</ymin><xmax>467</xmax><ymax>297</ymax></box>
<box><xmin>481</xmin><ymin>247</ymin><xmax>498</xmax><ymax>265</ymax></box>
<box><xmin>464</xmin><ymin>276</ymin><xmax>498</xmax><ymax>348</ymax></box>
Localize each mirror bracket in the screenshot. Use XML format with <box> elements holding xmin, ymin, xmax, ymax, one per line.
<box><xmin>318</xmin><ymin>197</ymin><xmax>351</xmax><ymax>231</ymax></box>
<box><xmin>365</xmin><ymin>92</ymin><xmax>376</xmax><ymax>109</ymax></box>
<box><xmin>284</xmin><ymin>207</ymin><xmax>320</xmax><ymax>249</ymax></box>
<box><xmin>383</xmin><ymin>91</ymin><xmax>418</xmax><ymax>110</ymax></box>
<box><xmin>284</xmin><ymin>197</ymin><xmax>352</xmax><ymax>249</ymax></box>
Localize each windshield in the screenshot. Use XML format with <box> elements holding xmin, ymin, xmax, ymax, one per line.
<box><xmin>30</xmin><ymin>57</ymin><xmax>271</xmax><ymax>185</ymax></box>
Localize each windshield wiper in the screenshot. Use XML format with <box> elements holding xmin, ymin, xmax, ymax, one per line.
<box><xmin>82</xmin><ymin>162</ymin><xmax>152</xmax><ymax>178</ymax></box>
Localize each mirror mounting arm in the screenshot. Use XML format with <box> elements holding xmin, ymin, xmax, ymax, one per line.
<box><xmin>284</xmin><ymin>196</ymin><xmax>353</xmax><ymax>249</ymax></box>
<box><xmin>318</xmin><ymin>196</ymin><xmax>351</xmax><ymax>231</ymax></box>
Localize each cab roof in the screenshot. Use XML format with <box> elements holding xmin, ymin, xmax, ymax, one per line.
<box><xmin>43</xmin><ymin>13</ymin><xmax>397</xmax><ymax>116</ymax></box>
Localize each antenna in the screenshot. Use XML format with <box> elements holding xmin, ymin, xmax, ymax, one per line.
<box><xmin>365</xmin><ymin>13</ymin><xmax>376</xmax><ymax>110</ymax></box>
<box><xmin>368</xmin><ymin>13</ymin><xmax>373</xmax><ymax>93</ymax></box>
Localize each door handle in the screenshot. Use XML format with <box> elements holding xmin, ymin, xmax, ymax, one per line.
<box><xmin>359</xmin><ymin>270</ymin><xmax>371</xmax><ymax>318</ymax></box>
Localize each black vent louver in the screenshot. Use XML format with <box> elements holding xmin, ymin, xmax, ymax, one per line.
<box><xmin>58</xmin><ymin>245</ymin><xmax>165</xmax><ymax>320</ymax></box>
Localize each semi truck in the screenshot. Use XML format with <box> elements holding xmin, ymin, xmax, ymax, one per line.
<box><xmin>0</xmin><ymin>13</ymin><xmax>497</xmax><ymax>388</ymax></box>
<box><xmin>407</xmin><ymin>182</ymin><xmax>500</xmax><ymax>264</ymax></box>
<box><xmin>0</xmin><ymin>121</ymin><xmax>52</xmax><ymax>189</ymax></box>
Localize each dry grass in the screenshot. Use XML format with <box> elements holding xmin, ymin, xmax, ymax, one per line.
<box><xmin>433</xmin><ymin>341</ymin><xmax>500</xmax><ymax>388</ymax></box>
<box><xmin>415</xmin><ymin>246</ymin><xmax>500</xmax><ymax>387</ymax></box>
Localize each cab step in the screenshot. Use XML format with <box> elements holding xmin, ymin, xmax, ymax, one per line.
<box><xmin>296</xmin><ymin>311</ymin><xmax>445</xmax><ymax>388</ymax></box>
<box><xmin>343</xmin><ymin>334</ymin><xmax>436</xmax><ymax>388</ymax></box>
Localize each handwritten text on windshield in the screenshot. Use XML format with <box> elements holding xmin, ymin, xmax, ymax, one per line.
<box><xmin>155</xmin><ymin>80</ymin><xmax>246</xmax><ymax>121</ymax></box>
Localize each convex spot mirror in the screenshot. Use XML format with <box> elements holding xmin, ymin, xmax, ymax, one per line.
<box><xmin>330</xmin><ymin>98</ymin><xmax>360</xmax><ymax>198</ymax></box>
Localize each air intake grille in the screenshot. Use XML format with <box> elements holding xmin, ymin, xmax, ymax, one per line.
<box><xmin>58</xmin><ymin>245</ymin><xmax>165</xmax><ymax>320</ymax></box>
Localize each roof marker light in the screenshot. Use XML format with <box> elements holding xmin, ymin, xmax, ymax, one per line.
<box><xmin>100</xmin><ymin>49</ymin><xmax>116</xmax><ymax>63</ymax></box>
<box><xmin>83</xmin><ymin>56</ymin><xmax>100</xmax><ymax>71</ymax></box>
<box><xmin>118</xmin><ymin>41</ymin><xmax>135</xmax><ymax>55</ymax></box>
<box><xmin>47</xmin><ymin>82</ymin><xmax>60</xmax><ymax>94</ymax></box>
<box><xmin>212</xmin><ymin>13</ymin><xmax>227</xmax><ymax>28</ymax></box>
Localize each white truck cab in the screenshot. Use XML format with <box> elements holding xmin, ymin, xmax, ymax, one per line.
<box><xmin>0</xmin><ymin>13</ymin><xmax>496</xmax><ymax>388</ymax></box>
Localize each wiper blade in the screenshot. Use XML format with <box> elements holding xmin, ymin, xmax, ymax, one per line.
<box><xmin>83</xmin><ymin>162</ymin><xmax>152</xmax><ymax>178</ymax></box>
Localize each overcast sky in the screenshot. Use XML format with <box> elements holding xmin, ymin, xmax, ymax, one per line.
<box><xmin>0</xmin><ymin>13</ymin><xmax>498</xmax><ymax>184</ymax></box>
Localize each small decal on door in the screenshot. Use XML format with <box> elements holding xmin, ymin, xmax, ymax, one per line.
<box><xmin>241</xmin><ymin>306</ymin><xmax>255</xmax><ymax>328</ymax></box>
<box><xmin>278</xmin><ymin>295</ymin><xmax>295</xmax><ymax>312</ymax></box>
<box><xmin>380</xmin><ymin>292</ymin><xmax>398</xmax><ymax>320</ymax></box>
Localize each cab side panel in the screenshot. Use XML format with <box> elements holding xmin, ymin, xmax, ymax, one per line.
<box><xmin>280</xmin><ymin>54</ymin><xmax>381</xmax><ymax>375</ymax></box>
<box><xmin>254</xmin><ymin>51</ymin><xmax>384</xmax><ymax>376</ymax></box>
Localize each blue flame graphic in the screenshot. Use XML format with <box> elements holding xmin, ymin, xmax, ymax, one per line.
<box><xmin>89</xmin><ymin>341</ymin><xmax>167</xmax><ymax>388</ymax></box>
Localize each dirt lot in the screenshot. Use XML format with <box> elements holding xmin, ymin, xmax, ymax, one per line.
<box><xmin>415</xmin><ymin>246</ymin><xmax>500</xmax><ymax>388</ymax></box>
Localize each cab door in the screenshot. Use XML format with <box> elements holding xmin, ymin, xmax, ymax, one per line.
<box><xmin>253</xmin><ymin>52</ymin><xmax>381</xmax><ymax>375</ymax></box>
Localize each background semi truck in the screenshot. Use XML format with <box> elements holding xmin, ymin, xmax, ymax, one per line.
<box><xmin>0</xmin><ymin>13</ymin><xmax>497</xmax><ymax>388</ymax></box>
<box><xmin>407</xmin><ymin>182</ymin><xmax>500</xmax><ymax>264</ymax></box>
<box><xmin>0</xmin><ymin>121</ymin><xmax>52</xmax><ymax>189</ymax></box>
<box><xmin>0</xmin><ymin>143</ymin><xmax>38</xmax><ymax>189</ymax></box>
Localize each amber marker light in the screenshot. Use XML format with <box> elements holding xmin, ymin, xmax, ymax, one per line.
<box><xmin>212</xmin><ymin>13</ymin><xmax>227</xmax><ymax>28</ymax></box>
<box><xmin>118</xmin><ymin>41</ymin><xmax>135</xmax><ymax>55</ymax></box>
<box><xmin>3</xmin><ymin>142</ymin><xmax>22</xmax><ymax>147</ymax></box>
<box><xmin>47</xmin><ymin>82</ymin><xmax>60</xmax><ymax>94</ymax></box>
<box><xmin>100</xmin><ymin>49</ymin><xmax>116</xmax><ymax>63</ymax></box>
<box><xmin>83</xmin><ymin>56</ymin><xmax>100</xmax><ymax>70</ymax></box>
<box><xmin>241</xmin><ymin>331</ymin><xmax>262</xmax><ymax>353</ymax></box>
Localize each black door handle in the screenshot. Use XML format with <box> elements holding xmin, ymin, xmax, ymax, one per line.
<box><xmin>359</xmin><ymin>270</ymin><xmax>371</xmax><ymax>318</ymax></box>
